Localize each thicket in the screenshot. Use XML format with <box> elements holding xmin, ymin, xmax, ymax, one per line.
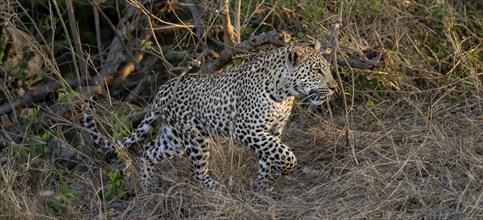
<box><xmin>0</xmin><ymin>0</ymin><xmax>481</xmax><ymax>219</ymax></box>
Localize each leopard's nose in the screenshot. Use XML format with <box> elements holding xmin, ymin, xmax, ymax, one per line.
<box><xmin>328</xmin><ymin>77</ymin><xmax>338</xmax><ymax>91</ymax></box>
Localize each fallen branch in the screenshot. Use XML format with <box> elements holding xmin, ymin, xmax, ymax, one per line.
<box><xmin>84</xmin><ymin>0</ymin><xmax>172</xmax><ymax>96</ymax></box>
<box><xmin>0</xmin><ymin>79</ymin><xmax>77</xmax><ymax>115</ymax></box>
<box><xmin>0</xmin><ymin>43</ymin><xmax>384</xmax><ymax>117</ymax></box>
<box><xmin>323</xmin><ymin>50</ymin><xmax>385</xmax><ymax>70</ymax></box>
<box><xmin>199</xmin><ymin>30</ymin><xmax>292</xmax><ymax>73</ymax></box>
<box><xmin>90</xmin><ymin>0</ymin><xmax>139</xmax><ymax>82</ymax></box>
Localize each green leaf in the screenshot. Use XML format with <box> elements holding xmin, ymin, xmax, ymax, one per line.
<box><xmin>105</xmin><ymin>184</ymin><xmax>116</xmax><ymax>201</ymax></box>
<box><xmin>57</xmin><ymin>88</ymin><xmax>80</xmax><ymax>102</ymax></box>
<box><xmin>366</xmin><ymin>100</ymin><xmax>374</xmax><ymax>107</ymax></box>
<box><xmin>41</xmin><ymin>131</ymin><xmax>52</xmax><ymax>142</ymax></box>
<box><xmin>140</xmin><ymin>39</ymin><xmax>153</xmax><ymax>51</ymax></box>
<box><xmin>108</xmin><ymin>171</ymin><xmax>118</xmax><ymax>182</ymax></box>
<box><xmin>59</xmin><ymin>180</ymin><xmax>70</xmax><ymax>195</ymax></box>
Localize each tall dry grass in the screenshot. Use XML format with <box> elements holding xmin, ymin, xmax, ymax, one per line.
<box><xmin>1</xmin><ymin>0</ymin><xmax>482</xmax><ymax>219</ymax></box>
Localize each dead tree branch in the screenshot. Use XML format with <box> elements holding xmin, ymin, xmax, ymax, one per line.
<box><xmin>87</xmin><ymin>0</ymin><xmax>139</xmax><ymax>93</ymax></box>
<box><xmin>110</xmin><ymin>29</ymin><xmax>154</xmax><ymax>88</ymax></box>
<box><xmin>219</xmin><ymin>0</ymin><xmax>235</xmax><ymax>51</ymax></box>
<box><xmin>0</xmin><ymin>79</ymin><xmax>77</xmax><ymax>115</ymax></box>
<box><xmin>86</xmin><ymin>0</ymin><xmax>170</xmax><ymax>94</ymax></box>
<box><xmin>199</xmin><ymin>30</ymin><xmax>292</xmax><ymax>73</ymax></box>
<box><xmin>234</xmin><ymin>0</ymin><xmax>241</xmax><ymax>43</ymax></box>
<box><xmin>323</xmin><ymin>51</ymin><xmax>385</xmax><ymax>69</ymax></box>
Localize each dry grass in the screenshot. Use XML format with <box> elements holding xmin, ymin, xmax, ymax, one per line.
<box><xmin>1</xmin><ymin>0</ymin><xmax>482</xmax><ymax>219</ymax></box>
<box><xmin>1</xmin><ymin>97</ymin><xmax>481</xmax><ymax>219</ymax></box>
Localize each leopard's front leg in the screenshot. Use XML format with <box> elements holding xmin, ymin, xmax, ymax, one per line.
<box><xmin>237</xmin><ymin>132</ymin><xmax>298</xmax><ymax>191</ymax></box>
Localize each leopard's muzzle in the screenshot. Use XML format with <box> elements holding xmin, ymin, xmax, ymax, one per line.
<box><xmin>308</xmin><ymin>88</ymin><xmax>334</xmax><ymax>105</ymax></box>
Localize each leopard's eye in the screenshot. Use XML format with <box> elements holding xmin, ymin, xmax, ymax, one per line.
<box><xmin>317</xmin><ymin>67</ymin><xmax>330</xmax><ymax>76</ymax></box>
<box><xmin>314</xmin><ymin>68</ymin><xmax>324</xmax><ymax>75</ymax></box>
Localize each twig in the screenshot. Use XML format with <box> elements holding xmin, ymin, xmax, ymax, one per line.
<box><xmin>219</xmin><ymin>0</ymin><xmax>235</xmax><ymax>51</ymax></box>
<box><xmin>0</xmin><ymin>79</ymin><xmax>20</xmax><ymax>126</ymax></box>
<box><xmin>124</xmin><ymin>74</ymin><xmax>155</xmax><ymax>103</ymax></box>
<box><xmin>65</xmin><ymin>0</ymin><xmax>88</xmax><ymax>84</ymax></box>
<box><xmin>329</xmin><ymin>0</ymin><xmax>357</xmax><ymax>164</ymax></box>
<box><xmin>52</xmin><ymin>0</ymin><xmax>80</xmax><ymax>87</ymax></box>
<box><xmin>126</xmin><ymin>0</ymin><xmax>176</xmax><ymax>72</ymax></box>
<box><xmin>92</xmin><ymin>3</ymin><xmax>104</xmax><ymax>64</ymax></box>
<box><xmin>184</xmin><ymin>0</ymin><xmax>208</xmax><ymax>42</ymax></box>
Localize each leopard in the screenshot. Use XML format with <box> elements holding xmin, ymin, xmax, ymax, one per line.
<box><xmin>83</xmin><ymin>44</ymin><xmax>338</xmax><ymax>191</ymax></box>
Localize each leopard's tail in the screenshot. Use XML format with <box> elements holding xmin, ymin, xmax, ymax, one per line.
<box><xmin>83</xmin><ymin>96</ymin><xmax>161</xmax><ymax>150</ymax></box>
<box><xmin>83</xmin><ymin>96</ymin><xmax>118</xmax><ymax>150</ymax></box>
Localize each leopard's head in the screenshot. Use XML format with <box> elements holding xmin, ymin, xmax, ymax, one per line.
<box><xmin>286</xmin><ymin>45</ymin><xmax>338</xmax><ymax>104</ymax></box>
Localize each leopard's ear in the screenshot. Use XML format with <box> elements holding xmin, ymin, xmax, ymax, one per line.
<box><xmin>290</xmin><ymin>46</ymin><xmax>308</xmax><ymax>67</ymax></box>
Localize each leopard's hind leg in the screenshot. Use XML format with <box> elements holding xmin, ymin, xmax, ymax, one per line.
<box><xmin>140</xmin><ymin>125</ymin><xmax>183</xmax><ymax>191</ymax></box>
<box><xmin>181</xmin><ymin>129</ymin><xmax>220</xmax><ymax>190</ymax></box>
